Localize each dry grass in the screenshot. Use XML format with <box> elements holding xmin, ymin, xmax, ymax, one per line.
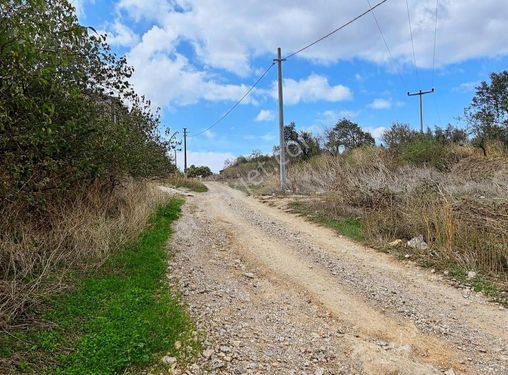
<box><xmin>224</xmin><ymin>146</ymin><xmax>508</xmax><ymax>283</ymax></box>
<box><xmin>0</xmin><ymin>179</ymin><xmax>169</xmax><ymax>327</ymax></box>
<box><xmin>163</xmin><ymin>175</ymin><xmax>208</xmax><ymax>192</ymax></box>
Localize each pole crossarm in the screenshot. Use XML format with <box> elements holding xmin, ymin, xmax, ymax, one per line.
<box><xmin>407</xmin><ymin>88</ymin><xmax>434</xmax><ymax>133</ymax></box>
<box><xmin>407</xmin><ymin>88</ymin><xmax>435</xmax><ymax>97</ymax></box>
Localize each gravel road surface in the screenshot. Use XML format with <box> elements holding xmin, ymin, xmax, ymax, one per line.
<box><xmin>167</xmin><ymin>182</ymin><xmax>507</xmax><ymax>375</ymax></box>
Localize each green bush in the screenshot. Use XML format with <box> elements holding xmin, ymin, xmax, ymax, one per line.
<box><xmin>0</xmin><ymin>1</ymin><xmax>174</xmax><ymax>207</ymax></box>
<box><xmin>399</xmin><ymin>138</ymin><xmax>449</xmax><ymax>170</ymax></box>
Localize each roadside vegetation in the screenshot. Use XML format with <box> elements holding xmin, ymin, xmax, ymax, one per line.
<box><xmin>0</xmin><ymin>198</ymin><xmax>197</xmax><ymax>373</ymax></box>
<box><xmin>219</xmin><ymin>71</ymin><xmax>508</xmax><ymax>300</ymax></box>
<box><xmin>163</xmin><ymin>175</ymin><xmax>209</xmax><ymax>193</ymax></box>
<box><xmin>0</xmin><ymin>1</ymin><xmax>195</xmax><ymax>370</ymax></box>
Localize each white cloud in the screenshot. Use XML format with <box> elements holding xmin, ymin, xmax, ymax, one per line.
<box><xmin>452</xmin><ymin>81</ymin><xmax>480</xmax><ymax>93</ymax></box>
<box><xmin>127</xmin><ymin>50</ymin><xmax>258</xmax><ymax>108</ymax></box>
<box><xmin>103</xmin><ymin>21</ymin><xmax>139</xmax><ymax>47</ymax></box>
<box><xmin>177</xmin><ymin>151</ymin><xmax>236</xmax><ymax>173</ymax></box>
<box><xmin>117</xmin><ymin>0</ymin><xmax>508</xmax><ymax>71</ymax></box>
<box><xmin>276</xmin><ymin>74</ymin><xmax>352</xmax><ymax>105</ymax></box>
<box><xmin>203</xmin><ymin>130</ymin><xmax>216</xmax><ymax>139</ymax></box>
<box><xmin>111</xmin><ymin>0</ymin><xmax>508</xmax><ymax>109</ymax></box>
<box><xmin>255</xmin><ymin>110</ymin><xmax>275</xmax><ymax>122</ymax></box>
<box><xmin>117</xmin><ymin>0</ymin><xmax>172</xmax><ymax>23</ymax></box>
<box><xmin>261</xmin><ymin>132</ymin><xmax>276</xmax><ymax>142</ymax></box>
<box><xmin>364</xmin><ymin>126</ymin><xmax>387</xmax><ymax>140</ymax></box>
<box><xmin>355</xmin><ymin>73</ymin><xmax>365</xmax><ymax>82</ymax></box>
<box><xmin>322</xmin><ymin>109</ymin><xmax>359</xmax><ymax>122</ymax></box>
<box><xmin>369</xmin><ymin>98</ymin><xmax>392</xmax><ymax>109</ymax></box>
<box><xmin>70</xmin><ymin>0</ymin><xmax>93</xmax><ymax>17</ymax></box>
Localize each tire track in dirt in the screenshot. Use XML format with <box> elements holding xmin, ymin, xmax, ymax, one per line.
<box><xmin>168</xmin><ymin>182</ymin><xmax>507</xmax><ymax>374</ymax></box>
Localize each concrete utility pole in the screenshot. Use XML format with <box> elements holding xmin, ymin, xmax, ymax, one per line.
<box><xmin>183</xmin><ymin>127</ymin><xmax>188</xmax><ymax>172</ymax></box>
<box><xmin>407</xmin><ymin>88</ymin><xmax>434</xmax><ymax>133</ymax></box>
<box><xmin>274</xmin><ymin>47</ymin><xmax>287</xmax><ymax>190</ymax></box>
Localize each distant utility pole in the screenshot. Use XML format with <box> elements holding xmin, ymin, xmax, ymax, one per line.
<box><xmin>274</xmin><ymin>47</ymin><xmax>287</xmax><ymax>190</ymax></box>
<box><xmin>183</xmin><ymin>127</ymin><xmax>188</xmax><ymax>172</ymax></box>
<box><xmin>407</xmin><ymin>88</ymin><xmax>434</xmax><ymax>133</ymax></box>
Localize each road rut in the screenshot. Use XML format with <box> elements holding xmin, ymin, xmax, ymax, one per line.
<box><xmin>168</xmin><ymin>182</ymin><xmax>507</xmax><ymax>374</ymax></box>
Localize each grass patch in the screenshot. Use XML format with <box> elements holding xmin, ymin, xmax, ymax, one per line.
<box><xmin>315</xmin><ymin>217</ymin><xmax>364</xmax><ymax>242</ymax></box>
<box><xmin>288</xmin><ymin>200</ymin><xmax>364</xmax><ymax>242</ymax></box>
<box><xmin>164</xmin><ymin>176</ymin><xmax>208</xmax><ymax>192</ymax></box>
<box><xmin>0</xmin><ymin>198</ymin><xmax>196</xmax><ymax>374</ymax></box>
<box><xmin>450</xmin><ymin>267</ymin><xmax>499</xmax><ymax>297</ymax></box>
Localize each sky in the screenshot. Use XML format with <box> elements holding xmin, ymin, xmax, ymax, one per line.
<box><xmin>72</xmin><ymin>0</ymin><xmax>508</xmax><ymax>172</ymax></box>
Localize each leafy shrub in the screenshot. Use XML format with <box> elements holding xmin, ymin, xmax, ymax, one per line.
<box><xmin>399</xmin><ymin>138</ymin><xmax>449</xmax><ymax>170</ymax></box>
<box><xmin>0</xmin><ymin>1</ymin><xmax>174</xmax><ymax>208</ymax></box>
<box><xmin>381</xmin><ymin>123</ymin><xmax>418</xmax><ymax>151</ymax></box>
<box><xmin>186</xmin><ymin>165</ymin><xmax>212</xmax><ymax>178</ymax></box>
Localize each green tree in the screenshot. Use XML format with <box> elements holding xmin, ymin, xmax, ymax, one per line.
<box><xmin>0</xmin><ymin>0</ymin><xmax>174</xmax><ymax>205</ymax></box>
<box><xmin>464</xmin><ymin>71</ymin><xmax>508</xmax><ymax>152</ymax></box>
<box><xmin>434</xmin><ymin>124</ymin><xmax>467</xmax><ymax>144</ymax></box>
<box><xmin>281</xmin><ymin>122</ymin><xmax>320</xmax><ymax>160</ymax></box>
<box><xmin>186</xmin><ymin>165</ymin><xmax>212</xmax><ymax>178</ymax></box>
<box><xmin>382</xmin><ymin>123</ymin><xmax>418</xmax><ymax>151</ymax></box>
<box><xmin>324</xmin><ymin>119</ymin><xmax>374</xmax><ymax>155</ymax></box>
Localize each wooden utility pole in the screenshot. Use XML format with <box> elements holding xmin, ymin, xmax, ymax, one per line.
<box><xmin>274</xmin><ymin>47</ymin><xmax>287</xmax><ymax>190</ymax></box>
<box><xmin>183</xmin><ymin>127</ymin><xmax>188</xmax><ymax>172</ymax></box>
<box><xmin>407</xmin><ymin>88</ymin><xmax>434</xmax><ymax>133</ymax></box>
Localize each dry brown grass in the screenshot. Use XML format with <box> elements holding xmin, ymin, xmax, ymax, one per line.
<box><xmin>227</xmin><ymin>146</ymin><xmax>508</xmax><ymax>281</ymax></box>
<box><xmin>0</xmin><ymin>179</ymin><xmax>169</xmax><ymax>327</ymax></box>
<box><xmin>162</xmin><ymin>175</ymin><xmax>208</xmax><ymax>192</ymax></box>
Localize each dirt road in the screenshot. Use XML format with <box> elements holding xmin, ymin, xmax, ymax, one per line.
<box><xmin>168</xmin><ymin>182</ymin><xmax>507</xmax><ymax>374</ymax></box>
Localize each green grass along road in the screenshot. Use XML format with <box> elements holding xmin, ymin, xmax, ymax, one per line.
<box><xmin>0</xmin><ymin>198</ymin><xmax>196</xmax><ymax>374</ymax></box>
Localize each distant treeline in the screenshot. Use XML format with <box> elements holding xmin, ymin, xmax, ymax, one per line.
<box><xmin>224</xmin><ymin>70</ymin><xmax>508</xmax><ymax>171</ymax></box>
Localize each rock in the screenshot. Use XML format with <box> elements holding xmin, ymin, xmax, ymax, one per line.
<box><xmin>315</xmin><ymin>368</ymin><xmax>325</xmax><ymax>375</ymax></box>
<box><xmin>174</xmin><ymin>340</ymin><xmax>182</xmax><ymax>350</ymax></box>
<box><xmin>444</xmin><ymin>369</ymin><xmax>456</xmax><ymax>375</ymax></box>
<box><xmin>203</xmin><ymin>349</ymin><xmax>214</xmax><ymax>359</ymax></box>
<box><xmin>407</xmin><ymin>235</ymin><xmax>428</xmax><ymax>250</ymax></box>
<box><xmin>404</xmin><ymin>254</ymin><xmax>411</xmax><ymax>259</ymax></box>
<box><xmin>162</xmin><ymin>355</ymin><xmax>177</xmax><ymax>365</ymax></box>
<box><xmin>243</xmin><ymin>272</ymin><xmax>255</xmax><ymax>279</ymax></box>
<box><xmin>443</xmin><ymin>270</ymin><xmax>450</xmax><ymax>276</ymax></box>
<box><xmin>388</xmin><ymin>239</ymin><xmax>403</xmax><ymax>247</ymax></box>
<box><xmin>220</xmin><ymin>345</ymin><xmax>231</xmax><ymax>353</ymax></box>
<box><xmin>467</xmin><ymin>271</ymin><xmax>477</xmax><ymax>280</ymax></box>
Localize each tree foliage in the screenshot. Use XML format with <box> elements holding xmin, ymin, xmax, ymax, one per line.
<box><xmin>186</xmin><ymin>165</ymin><xmax>213</xmax><ymax>178</ymax></box>
<box><xmin>0</xmin><ymin>0</ymin><xmax>174</xmax><ymax>206</ymax></box>
<box><xmin>324</xmin><ymin>119</ymin><xmax>374</xmax><ymax>154</ymax></box>
<box><xmin>465</xmin><ymin>71</ymin><xmax>508</xmax><ymax>150</ymax></box>
<box><xmin>283</xmin><ymin>122</ymin><xmax>320</xmax><ymax>160</ymax></box>
<box><xmin>381</xmin><ymin>123</ymin><xmax>418</xmax><ymax>151</ymax></box>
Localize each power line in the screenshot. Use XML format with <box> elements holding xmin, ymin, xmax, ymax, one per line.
<box><xmin>431</xmin><ymin>0</ymin><xmax>439</xmax><ymax>87</ymax></box>
<box><xmin>284</xmin><ymin>0</ymin><xmax>390</xmax><ymax>60</ymax></box>
<box><xmin>365</xmin><ymin>0</ymin><xmax>405</xmax><ymax>87</ymax></box>
<box><xmin>367</xmin><ymin>0</ymin><xmax>393</xmax><ymax>62</ymax></box>
<box><xmin>192</xmin><ymin>0</ymin><xmax>391</xmax><ymax>138</ymax></box>
<box><xmin>192</xmin><ymin>62</ymin><xmax>275</xmax><ymax>137</ymax></box>
<box><xmin>405</xmin><ymin>0</ymin><xmax>419</xmax><ymax>84</ymax></box>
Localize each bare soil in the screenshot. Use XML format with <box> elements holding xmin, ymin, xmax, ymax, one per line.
<box><xmin>167</xmin><ymin>182</ymin><xmax>507</xmax><ymax>374</ymax></box>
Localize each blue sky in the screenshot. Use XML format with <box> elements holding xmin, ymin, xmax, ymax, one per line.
<box><xmin>73</xmin><ymin>0</ymin><xmax>508</xmax><ymax>172</ymax></box>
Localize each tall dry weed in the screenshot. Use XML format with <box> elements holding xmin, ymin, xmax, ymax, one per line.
<box><xmin>283</xmin><ymin>148</ymin><xmax>508</xmax><ymax>279</ymax></box>
<box><xmin>0</xmin><ymin>179</ymin><xmax>169</xmax><ymax>327</ymax></box>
